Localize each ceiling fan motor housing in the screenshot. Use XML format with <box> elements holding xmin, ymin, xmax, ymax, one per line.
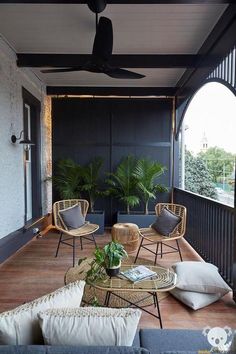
<box><xmin>87</xmin><ymin>0</ymin><xmax>107</xmax><ymax>14</ymax></box>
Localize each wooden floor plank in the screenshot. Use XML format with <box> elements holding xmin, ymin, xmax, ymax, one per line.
<box><xmin>0</xmin><ymin>229</ymin><xmax>235</xmax><ymax>329</ymax></box>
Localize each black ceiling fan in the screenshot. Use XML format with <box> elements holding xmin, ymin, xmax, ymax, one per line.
<box><xmin>41</xmin><ymin>4</ymin><xmax>145</xmax><ymax>79</ymax></box>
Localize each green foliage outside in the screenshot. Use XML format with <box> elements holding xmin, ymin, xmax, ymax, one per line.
<box><xmin>199</xmin><ymin>147</ymin><xmax>235</xmax><ymax>183</ymax></box>
<box><xmin>185</xmin><ymin>150</ymin><xmax>217</xmax><ymax>199</ymax></box>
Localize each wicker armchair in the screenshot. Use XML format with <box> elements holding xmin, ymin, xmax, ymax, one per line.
<box><xmin>134</xmin><ymin>203</ymin><xmax>187</xmax><ymax>265</ymax></box>
<box><xmin>53</xmin><ymin>199</ymin><xmax>99</xmax><ymax>266</ymax></box>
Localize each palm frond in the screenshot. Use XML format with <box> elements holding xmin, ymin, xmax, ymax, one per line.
<box><xmin>106</xmin><ymin>155</ymin><xmax>139</xmax><ymax>212</ymax></box>
<box><xmin>133</xmin><ymin>157</ymin><xmax>167</xmax><ymax>213</ymax></box>
<box><xmin>53</xmin><ymin>159</ymin><xmax>82</xmax><ymax>199</ymax></box>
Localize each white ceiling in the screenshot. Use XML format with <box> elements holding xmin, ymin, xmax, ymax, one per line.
<box><xmin>0</xmin><ymin>3</ymin><xmax>228</xmax><ymax>87</ymax></box>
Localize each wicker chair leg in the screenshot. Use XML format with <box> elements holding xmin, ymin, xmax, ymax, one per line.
<box><xmin>92</xmin><ymin>233</ymin><xmax>97</xmax><ymax>248</ymax></box>
<box><xmin>160</xmin><ymin>242</ymin><xmax>163</xmax><ymax>258</ymax></box>
<box><xmin>134</xmin><ymin>237</ymin><xmax>144</xmax><ymax>263</ymax></box>
<box><xmin>73</xmin><ymin>237</ymin><xmax>76</xmax><ymax>267</ymax></box>
<box><xmin>80</xmin><ymin>237</ymin><xmax>83</xmax><ymax>250</ymax></box>
<box><xmin>154</xmin><ymin>242</ymin><xmax>159</xmax><ymax>265</ymax></box>
<box><xmin>55</xmin><ymin>232</ymin><xmax>63</xmax><ymax>258</ymax></box>
<box><xmin>176</xmin><ymin>239</ymin><xmax>183</xmax><ymax>261</ymax></box>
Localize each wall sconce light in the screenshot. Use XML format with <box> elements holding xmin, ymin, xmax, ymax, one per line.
<box><xmin>11</xmin><ymin>130</ymin><xmax>35</xmax><ymax>151</ymax></box>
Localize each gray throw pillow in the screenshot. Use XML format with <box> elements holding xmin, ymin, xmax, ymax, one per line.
<box><xmin>59</xmin><ymin>204</ymin><xmax>85</xmax><ymax>230</ymax></box>
<box><xmin>172</xmin><ymin>261</ymin><xmax>231</xmax><ymax>295</ymax></box>
<box><xmin>170</xmin><ymin>288</ymin><xmax>222</xmax><ymax>310</ymax></box>
<box><xmin>151</xmin><ymin>207</ymin><xmax>181</xmax><ymax>236</ymax></box>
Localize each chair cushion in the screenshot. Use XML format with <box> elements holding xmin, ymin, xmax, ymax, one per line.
<box><xmin>59</xmin><ymin>204</ymin><xmax>85</xmax><ymax>230</ymax></box>
<box><xmin>38</xmin><ymin>307</ymin><xmax>141</xmax><ymax>346</ymax></box>
<box><xmin>170</xmin><ymin>288</ymin><xmax>222</xmax><ymax>310</ymax></box>
<box><xmin>172</xmin><ymin>261</ymin><xmax>231</xmax><ymax>295</ymax></box>
<box><xmin>0</xmin><ymin>281</ymin><xmax>85</xmax><ymax>345</ymax></box>
<box><xmin>151</xmin><ymin>207</ymin><xmax>181</xmax><ymax>236</ymax></box>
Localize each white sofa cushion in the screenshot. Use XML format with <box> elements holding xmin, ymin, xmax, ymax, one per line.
<box><xmin>38</xmin><ymin>307</ymin><xmax>141</xmax><ymax>346</ymax></box>
<box><xmin>0</xmin><ymin>280</ymin><xmax>85</xmax><ymax>345</ymax></box>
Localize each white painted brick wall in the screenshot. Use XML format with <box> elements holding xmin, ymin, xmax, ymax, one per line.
<box><xmin>0</xmin><ymin>38</ymin><xmax>50</xmax><ymax>239</ymax></box>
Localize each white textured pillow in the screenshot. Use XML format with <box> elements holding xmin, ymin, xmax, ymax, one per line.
<box><xmin>38</xmin><ymin>307</ymin><xmax>141</xmax><ymax>346</ymax></box>
<box><xmin>170</xmin><ymin>288</ymin><xmax>222</xmax><ymax>310</ymax></box>
<box><xmin>172</xmin><ymin>261</ymin><xmax>231</xmax><ymax>295</ymax></box>
<box><xmin>0</xmin><ymin>280</ymin><xmax>85</xmax><ymax>345</ymax></box>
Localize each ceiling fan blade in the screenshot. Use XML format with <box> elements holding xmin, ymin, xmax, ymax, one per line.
<box><xmin>92</xmin><ymin>16</ymin><xmax>113</xmax><ymax>62</ymax></box>
<box><xmin>41</xmin><ymin>67</ymin><xmax>83</xmax><ymax>73</ymax></box>
<box><xmin>105</xmin><ymin>68</ymin><xmax>145</xmax><ymax>79</ymax></box>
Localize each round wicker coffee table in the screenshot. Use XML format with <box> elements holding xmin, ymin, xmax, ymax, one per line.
<box><xmin>89</xmin><ymin>263</ymin><xmax>177</xmax><ymax>328</ymax></box>
<box><xmin>65</xmin><ymin>258</ymin><xmax>177</xmax><ymax>328</ymax></box>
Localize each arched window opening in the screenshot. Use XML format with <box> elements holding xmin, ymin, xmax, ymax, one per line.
<box><xmin>180</xmin><ymin>81</ymin><xmax>236</xmax><ymax>206</ymax></box>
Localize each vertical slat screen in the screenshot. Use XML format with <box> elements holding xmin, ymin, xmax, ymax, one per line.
<box><xmin>208</xmin><ymin>46</ymin><xmax>236</xmax><ymax>91</ymax></box>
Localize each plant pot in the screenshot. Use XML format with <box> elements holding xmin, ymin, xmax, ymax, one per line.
<box><xmin>105</xmin><ymin>262</ymin><xmax>121</xmax><ymax>277</ymax></box>
<box><xmin>117</xmin><ymin>211</ymin><xmax>156</xmax><ymax>228</ymax></box>
<box><xmin>86</xmin><ymin>211</ymin><xmax>105</xmax><ymax>235</ymax></box>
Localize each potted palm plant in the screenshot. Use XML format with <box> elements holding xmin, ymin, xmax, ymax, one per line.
<box><xmin>53</xmin><ymin>159</ymin><xmax>82</xmax><ymax>199</ymax></box>
<box><xmin>107</xmin><ymin>156</ymin><xmax>168</xmax><ymax>227</ymax></box>
<box><xmin>86</xmin><ymin>241</ymin><xmax>128</xmax><ymax>281</ymax></box>
<box><xmin>106</xmin><ymin>155</ymin><xmax>140</xmax><ymax>214</ymax></box>
<box><xmin>134</xmin><ymin>158</ymin><xmax>168</xmax><ymax>214</ymax></box>
<box><xmin>80</xmin><ymin>157</ymin><xmax>105</xmax><ymax>233</ymax></box>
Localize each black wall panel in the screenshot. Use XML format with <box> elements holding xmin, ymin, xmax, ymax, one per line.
<box><xmin>52</xmin><ymin>98</ymin><xmax>173</xmax><ymax>226</ymax></box>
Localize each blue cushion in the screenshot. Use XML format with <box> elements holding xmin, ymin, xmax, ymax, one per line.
<box><xmin>160</xmin><ymin>352</ymin><xmax>199</xmax><ymax>354</ymax></box>
<box><xmin>133</xmin><ymin>331</ymin><xmax>141</xmax><ymax>347</ymax></box>
<box><xmin>0</xmin><ymin>346</ymin><xmax>150</xmax><ymax>354</ymax></box>
<box><xmin>139</xmin><ymin>329</ymin><xmax>211</xmax><ymax>354</ymax></box>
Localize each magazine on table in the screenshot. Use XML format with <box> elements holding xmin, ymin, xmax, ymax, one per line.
<box><xmin>120</xmin><ymin>265</ymin><xmax>157</xmax><ymax>283</ymax></box>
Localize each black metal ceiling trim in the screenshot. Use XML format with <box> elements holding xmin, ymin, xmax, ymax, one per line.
<box><xmin>46</xmin><ymin>86</ymin><xmax>176</xmax><ymax>96</ymax></box>
<box><xmin>0</xmin><ymin>1</ymin><xmax>232</xmax><ymax>4</ymax></box>
<box><xmin>17</xmin><ymin>54</ymin><xmax>222</xmax><ymax>69</ymax></box>
<box><xmin>176</xmin><ymin>5</ymin><xmax>236</xmax><ymax>97</ymax></box>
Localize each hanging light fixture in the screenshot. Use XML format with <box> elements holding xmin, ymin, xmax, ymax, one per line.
<box><xmin>11</xmin><ymin>130</ymin><xmax>35</xmax><ymax>151</ymax></box>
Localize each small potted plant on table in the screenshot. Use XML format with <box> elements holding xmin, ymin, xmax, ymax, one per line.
<box><xmin>87</xmin><ymin>241</ymin><xmax>128</xmax><ymax>281</ymax></box>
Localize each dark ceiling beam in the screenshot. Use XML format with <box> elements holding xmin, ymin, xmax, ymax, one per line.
<box><xmin>176</xmin><ymin>4</ymin><xmax>236</xmax><ymax>97</ymax></box>
<box><xmin>17</xmin><ymin>54</ymin><xmax>221</xmax><ymax>69</ymax></box>
<box><xmin>46</xmin><ymin>86</ymin><xmax>176</xmax><ymax>96</ymax></box>
<box><xmin>0</xmin><ymin>0</ymin><xmax>232</xmax><ymax>3</ymax></box>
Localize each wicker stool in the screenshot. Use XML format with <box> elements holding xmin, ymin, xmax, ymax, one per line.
<box><xmin>111</xmin><ymin>223</ymin><xmax>140</xmax><ymax>254</ymax></box>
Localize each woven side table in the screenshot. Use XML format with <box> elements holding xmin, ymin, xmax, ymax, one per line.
<box><xmin>111</xmin><ymin>223</ymin><xmax>140</xmax><ymax>254</ymax></box>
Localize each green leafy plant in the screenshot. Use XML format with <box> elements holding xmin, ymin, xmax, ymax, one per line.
<box><xmin>80</xmin><ymin>157</ymin><xmax>104</xmax><ymax>213</ymax></box>
<box><xmin>86</xmin><ymin>241</ymin><xmax>128</xmax><ymax>282</ymax></box>
<box><xmin>53</xmin><ymin>159</ymin><xmax>82</xmax><ymax>199</ymax></box>
<box><xmin>106</xmin><ymin>155</ymin><xmax>139</xmax><ymax>214</ymax></box>
<box><xmin>134</xmin><ymin>157</ymin><xmax>168</xmax><ymax>214</ymax></box>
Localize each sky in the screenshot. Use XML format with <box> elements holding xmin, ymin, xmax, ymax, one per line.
<box><xmin>183</xmin><ymin>82</ymin><xmax>236</xmax><ymax>155</ymax></box>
